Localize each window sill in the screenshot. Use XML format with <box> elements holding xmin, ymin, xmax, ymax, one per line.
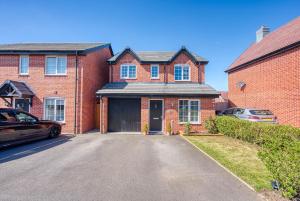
<box><xmin>19</xmin><ymin>74</ymin><xmax>29</xmax><ymax>77</ymax></box>
<box><xmin>151</xmin><ymin>77</ymin><xmax>160</xmax><ymax>80</ymax></box>
<box><xmin>179</xmin><ymin>122</ymin><xmax>201</xmax><ymax>125</ymax></box>
<box><xmin>45</xmin><ymin>74</ymin><xmax>67</xmax><ymax>77</ymax></box>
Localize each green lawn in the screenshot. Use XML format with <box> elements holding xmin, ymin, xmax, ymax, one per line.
<box><xmin>184</xmin><ymin>135</ymin><xmax>273</xmax><ymax>191</ymax></box>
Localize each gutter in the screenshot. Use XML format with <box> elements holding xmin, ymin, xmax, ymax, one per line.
<box><xmin>74</xmin><ymin>51</ymin><xmax>78</xmax><ymax>134</ymax></box>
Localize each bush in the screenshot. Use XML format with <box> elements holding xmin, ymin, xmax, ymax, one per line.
<box><xmin>214</xmin><ymin>116</ymin><xmax>300</xmax><ymax>198</ymax></box>
<box><xmin>166</xmin><ymin>121</ymin><xmax>172</xmax><ymax>135</ymax></box>
<box><xmin>184</xmin><ymin>122</ymin><xmax>191</xmax><ymax>135</ymax></box>
<box><xmin>205</xmin><ymin>116</ymin><xmax>219</xmax><ymax>134</ymax></box>
<box><xmin>143</xmin><ymin>124</ymin><xmax>149</xmax><ymax>135</ymax></box>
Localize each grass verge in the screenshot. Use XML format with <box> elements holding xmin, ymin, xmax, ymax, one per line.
<box><xmin>184</xmin><ymin>135</ymin><xmax>273</xmax><ymax>191</ymax></box>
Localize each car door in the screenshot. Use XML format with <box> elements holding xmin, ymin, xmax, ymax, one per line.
<box><xmin>14</xmin><ymin>111</ymin><xmax>44</xmax><ymax>140</ymax></box>
<box><xmin>0</xmin><ymin>111</ymin><xmax>22</xmax><ymax>146</ymax></box>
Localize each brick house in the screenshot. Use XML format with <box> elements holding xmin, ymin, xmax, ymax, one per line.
<box><xmin>0</xmin><ymin>43</ymin><xmax>113</xmax><ymax>134</ymax></box>
<box><xmin>226</xmin><ymin>16</ymin><xmax>300</xmax><ymax>127</ymax></box>
<box><xmin>96</xmin><ymin>47</ymin><xmax>219</xmax><ymax>134</ymax></box>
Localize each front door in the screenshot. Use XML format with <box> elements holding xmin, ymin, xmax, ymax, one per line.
<box><xmin>15</xmin><ymin>98</ymin><xmax>30</xmax><ymax>112</ymax></box>
<box><xmin>150</xmin><ymin>100</ymin><xmax>163</xmax><ymax>132</ymax></box>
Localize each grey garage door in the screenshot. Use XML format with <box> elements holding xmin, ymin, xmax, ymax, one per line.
<box><xmin>108</xmin><ymin>98</ymin><xmax>141</xmax><ymax>132</ymax></box>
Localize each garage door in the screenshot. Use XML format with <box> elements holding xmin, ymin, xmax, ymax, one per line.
<box><xmin>108</xmin><ymin>98</ymin><xmax>141</xmax><ymax>132</ymax></box>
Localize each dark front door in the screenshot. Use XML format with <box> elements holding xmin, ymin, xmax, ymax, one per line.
<box><xmin>15</xmin><ymin>99</ymin><xmax>30</xmax><ymax>112</ymax></box>
<box><xmin>150</xmin><ymin>100</ymin><xmax>163</xmax><ymax>132</ymax></box>
<box><xmin>108</xmin><ymin>98</ymin><xmax>141</xmax><ymax>132</ymax></box>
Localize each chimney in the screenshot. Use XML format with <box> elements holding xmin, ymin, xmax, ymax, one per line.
<box><xmin>256</xmin><ymin>26</ymin><xmax>270</xmax><ymax>43</ymax></box>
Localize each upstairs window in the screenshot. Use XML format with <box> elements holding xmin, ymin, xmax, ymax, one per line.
<box><xmin>45</xmin><ymin>56</ymin><xmax>67</xmax><ymax>75</ymax></box>
<box><xmin>120</xmin><ymin>64</ymin><xmax>136</xmax><ymax>79</ymax></box>
<box><xmin>174</xmin><ymin>64</ymin><xmax>190</xmax><ymax>81</ymax></box>
<box><xmin>19</xmin><ymin>55</ymin><xmax>29</xmax><ymax>75</ymax></box>
<box><xmin>151</xmin><ymin>65</ymin><xmax>159</xmax><ymax>79</ymax></box>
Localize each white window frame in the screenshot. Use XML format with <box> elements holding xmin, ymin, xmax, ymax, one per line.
<box><xmin>150</xmin><ymin>64</ymin><xmax>160</xmax><ymax>79</ymax></box>
<box><xmin>178</xmin><ymin>99</ymin><xmax>201</xmax><ymax>124</ymax></box>
<box><xmin>43</xmin><ymin>97</ymin><xmax>66</xmax><ymax>123</ymax></box>
<box><xmin>45</xmin><ymin>56</ymin><xmax>67</xmax><ymax>75</ymax></box>
<box><xmin>174</xmin><ymin>64</ymin><xmax>191</xmax><ymax>81</ymax></box>
<box><xmin>19</xmin><ymin>55</ymin><xmax>29</xmax><ymax>75</ymax></box>
<box><xmin>120</xmin><ymin>64</ymin><xmax>137</xmax><ymax>79</ymax></box>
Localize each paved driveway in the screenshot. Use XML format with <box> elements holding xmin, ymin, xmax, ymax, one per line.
<box><xmin>0</xmin><ymin>134</ymin><xmax>262</xmax><ymax>201</ymax></box>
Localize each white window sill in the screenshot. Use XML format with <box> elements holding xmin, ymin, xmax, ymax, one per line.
<box><xmin>179</xmin><ymin>122</ymin><xmax>201</xmax><ymax>125</ymax></box>
<box><xmin>45</xmin><ymin>74</ymin><xmax>67</xmax><ymax>76</ymax></box>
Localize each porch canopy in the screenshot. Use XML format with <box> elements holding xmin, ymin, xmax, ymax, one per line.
<box><xmin>0</xmin><ymin>80</ymin><xmax>35</xmax><ymax>107</ymax></box>
<box><xmin>96</xmin><ymin>82</ymin><xmax>220</xmax><ymax>97</ymax></box>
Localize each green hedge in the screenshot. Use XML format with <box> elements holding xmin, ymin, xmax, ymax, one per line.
<box><xmin>207</xmin><ymin>116</ymin><xmax>300</xmax><ymax>198</ymax></box>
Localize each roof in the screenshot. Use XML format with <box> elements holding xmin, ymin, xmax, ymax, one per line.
<box><xmin>226</xmin><ymin>16</ymin><xmax>300</xmax><ymax>72</ymax></box>
<box><xmin>96</xmin><ymin>82</ymin><xmax>219</xmax><ymax>97</ymax></box>
<box><xmin>0</xmin><ymin>80</ymin><xmax>35</xmax><ymax>97</ymax></box>
<box><xmin>108</xmin><ymin>46</ymin><xmax>208</xmax><ymax>64</ymax></box>
<box><xmin>0</xmin><ymin>42</ymin><xmax>112</xmax><ymax>55</ymax></box>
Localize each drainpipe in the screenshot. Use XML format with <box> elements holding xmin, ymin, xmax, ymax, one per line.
<box><xmin>74</xmin><ymin>51</ymin><xmax>78</xmax><ymax>135</ymax></box>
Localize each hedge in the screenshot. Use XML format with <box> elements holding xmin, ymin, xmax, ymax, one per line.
<box><xmin>205</xmin><ymin>116</ymin><xmax>300</xmax><ymax>198</ymax></box>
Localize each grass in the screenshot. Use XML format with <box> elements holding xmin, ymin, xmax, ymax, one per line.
<box><xmin>184</xmin><ymin>135</ymin><xmax>273</xmax><ymax>191</ymax></box>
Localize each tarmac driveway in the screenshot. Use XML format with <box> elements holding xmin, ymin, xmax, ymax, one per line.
<box><xmin>0</xmin><ymin>134</ymin><xmax>262</xmax><ymax>201</ymax></box>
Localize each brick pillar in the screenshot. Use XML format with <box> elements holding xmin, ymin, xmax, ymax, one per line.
<box><xmin>164</xmin><ymin>97</ymin><xmax>177</xmax><ymax>135</ymax></box>
<box><xmin>141</xmin><ymin>97</ymin><xmax>149</xmax><ymax>134</ymax></box>
<box><xmin>100</xmin><ymin>97</ymin><xmax>108</xmax><ymax>134</ymax></box>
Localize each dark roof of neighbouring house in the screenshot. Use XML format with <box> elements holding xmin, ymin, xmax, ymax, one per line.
<box><xmin>0</xmin><ymin>42</ymin><xmax>112</xmax><ymax>55</ymax></box>
<box><xmin>108</xmin><ymin>46</ymin><xmax>208</xmax><ymax>64</ymax></box>
<box><xmin>0</xmin><ymin>80</ymin><xmax>35</xmax><ymax>97</ymax></box>
<box><xmin>226</xmin><ymin>16</ymin><xmax>300</xmax><ymax>73</ymax></box>
<box><xmin>96</xmin><ymin>82</ymin><xmax>219</xmax><ymax>97</ymax></box>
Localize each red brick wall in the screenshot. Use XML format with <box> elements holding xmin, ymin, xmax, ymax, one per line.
<box><xmin>101</xmin><ymin>96</ymin><xmax>215</xmax><ymax>134</ymax></box>
<box><xmin>228</xmin><ymin>46</ymin><xmax>300</xmax><ymax>127</ymax></box>
<box><xmin>0</xmin><ymin>54</ymin><xmax>83</xmax><ymax>133</ymax></box>
<box><xmin>164</xmin><ymin>97</ymin><xmax>215</xmax><ymax>134</ymax></box>
<box><xmin>111</xmin><ymin>52</ymin><xmax>204</xmax><ymax>83</ymax></box>
<box><xmin>0</xmin><ymin>47</ymin><xmax>112</xmax><ymax>134</ymax></box>
<box><xmin>80</xmin><ymin>48</ymin><xmax>112</xmax><ymax>133</ymax></box>
<box><xmin>99</xmin><ymin>97</ymin><xmax>108</xmax><ymax>133</ymax></box>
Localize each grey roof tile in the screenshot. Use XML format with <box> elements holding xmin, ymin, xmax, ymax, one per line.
<box><xmin>96</xmin><ymin>82</ymin><xmax>219</xmax><ymax>96</ymax></box>
<box><xmin>0</xmin><ymin>42</ymin><xmax>109</xmax><ymax>52</ymax></box>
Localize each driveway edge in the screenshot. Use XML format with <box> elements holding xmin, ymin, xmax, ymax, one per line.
<box><xmin>180</xmin><ymin>135</ymin><xmax>256</xmax><ymax>192</ymax></box>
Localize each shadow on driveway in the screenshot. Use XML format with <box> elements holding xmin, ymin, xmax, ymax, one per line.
<box><xmin>0</xmin><ymin>135</ymin><xmax>74</xmax><ymax>164</ymax></box>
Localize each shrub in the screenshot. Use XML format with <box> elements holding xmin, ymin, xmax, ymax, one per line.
<box><xmin>143</xmin><ymin>124</ymin><xmax>149</xmax><ymax>135</ymax></box>
<box><xmin>184</xmin><ymin>122</ymin><xmax>191</xmax><ymax>135</ymax></box>
<box><xmin>166</xmin><ymin>121</ymin><xmax>172</xmax><ymax>135</ymax></box>
<box><xmin>205</xmin><ymin>116</ymin><xmax>219</xmax><ymax>134</ymax></box>
<box><xmin>213</xmin><ymin>116</ymin><xmax>300</xmax><ymax>198</ymax></box>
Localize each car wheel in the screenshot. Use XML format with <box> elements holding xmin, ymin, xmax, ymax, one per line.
<box><xmin>49</xmin><ymin>126</ymin><xmax>60</xmax><ymax>138</ymax></box>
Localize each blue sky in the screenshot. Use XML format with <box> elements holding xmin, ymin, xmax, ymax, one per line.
<box><xmin>0</xmin><ymin>0</ymin><xmax>299</xmax><ymax>91</ymax></box>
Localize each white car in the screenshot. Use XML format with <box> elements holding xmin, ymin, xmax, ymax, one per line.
<box><xmin>222</xmin><ymin>107</ymin><xmax>277</xmax><ymax>124</ymax></box>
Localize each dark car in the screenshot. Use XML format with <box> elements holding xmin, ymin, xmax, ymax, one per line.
<box><xmin>0</xmin><ymin>108</ymin><xmax>61</xmax><ymax>148</ymax></box>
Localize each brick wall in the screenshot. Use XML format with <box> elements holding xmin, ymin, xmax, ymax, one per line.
<box><xmin>0</xmin><ymin>54</ymin><xmax>84</xmax><ymax>133</ymax></box>
<box><xmin>80</xmin><ymin>48</ymin><xmax>112</xmax><ymax>133</ymax></box>
<box><xmin>0</xmin><ymin>47</ymin><xmax>112</xmax><ymax>134</ymax></box>
<box><xmin>100</xmin><ymin>96</ymin><xmax>215</xmax><ymax>134</ymax></box>
<box><xmin>111</xmin><ymin>52</ymin><xmax>204</xmax><ymax>83</ymax></box>
<box><xmin>228</xmin><ymin>46</ymin><xmax>300</xmax><ymax>127</ymax></box>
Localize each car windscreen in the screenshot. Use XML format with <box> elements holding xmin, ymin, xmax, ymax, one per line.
<box><xmin>249</xmin><ymin>110</ymin><xmax>273</xmax><ymax>115</ymax></box>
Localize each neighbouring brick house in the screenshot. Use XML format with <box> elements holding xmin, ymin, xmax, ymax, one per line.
<box><xmin>96</xmin><ymin>47</ymin><xmax>219</xmax><ymax>134</ymax></box>
<box><xmin>226</xmin><ymin>16</ymin><xmax>300</xmax><ymax>127</ymax></box>
<box><xmin>0</xmin><ymin>43</ymin><xmax>113</xmax><ymax>133</ymax></box>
